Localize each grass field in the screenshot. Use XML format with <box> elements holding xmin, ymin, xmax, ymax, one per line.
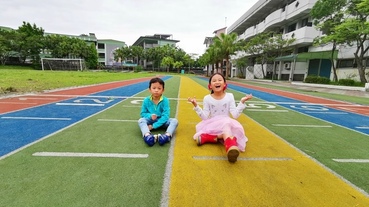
<box><xmin>0</xmin><ymin>67</ymin><xmax>155</xmax><ymax>94</ymax></box>
<box><xmin>1</xmin><ymin>69</ymin><xmax>369</xmax><ymax>206</ymax></box>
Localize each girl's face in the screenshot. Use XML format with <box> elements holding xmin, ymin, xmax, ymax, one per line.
<box><xmin>210</xmin><ymin>74</ymin><xmax>226</xmax><ymax>92</ymax></box>
<box><xmin>149</xmin><ymin>82</ymin><xmax>164</xmax><ymax>99</ymax></box>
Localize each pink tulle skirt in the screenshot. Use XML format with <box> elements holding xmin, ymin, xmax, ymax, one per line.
<box><xmin>193</xmin><ymin>115</ymin><xmax>247</xmax><ymax>152</ymax></box>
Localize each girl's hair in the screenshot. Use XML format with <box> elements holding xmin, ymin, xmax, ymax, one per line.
<box><xmin>208</xmin><ymin>73</ymin><xmax>226</xmax><ymax>94</ymax></box>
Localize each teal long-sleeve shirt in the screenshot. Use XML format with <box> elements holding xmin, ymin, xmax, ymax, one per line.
<box><xmin>140</xmin><ymin>95</ymin><xmax>170</xmax><ymax>129</ymax></box>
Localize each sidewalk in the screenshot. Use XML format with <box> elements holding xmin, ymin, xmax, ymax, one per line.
<box><xmin>246</xmin><ymin>79</ymin><xmax>369</xmax><ymax>98</ymax></box>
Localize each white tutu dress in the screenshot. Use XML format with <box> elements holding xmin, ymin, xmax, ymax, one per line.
<box><xmin>193</xmin><ymin>93</ymin><xmax>248</xmax><ymax>151</ymax></box>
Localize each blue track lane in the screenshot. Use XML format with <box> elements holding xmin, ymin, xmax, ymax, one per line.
<box><xmin>0</xmin><ymin>76</ymin><xmax>171</xmax><ymax>157</ymax></box>
<box><xmin>228</xmin><ymin>84</ymin><xmax>369</xmax><ymax>136</ymax></box>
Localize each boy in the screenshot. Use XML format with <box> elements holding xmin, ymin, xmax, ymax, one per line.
<box><xmin>138</xmin><ymin>77</ymin><xmax>178</xmax><ymax>146</ymax></box>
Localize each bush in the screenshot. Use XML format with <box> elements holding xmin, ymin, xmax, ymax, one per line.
<box><xmin>304</xmin><ymin>75</ymin><xmax>331</xmax><ymax>84</ymax></box>
<box><xmin>134</xmin><ymin>66</ymin><xmax>143</xmax><ymax>73</ymax></box>
<box><xmin>338</xmin><ymin>79</ymin><xmax>355</xmax><ymax>86</ymax></box>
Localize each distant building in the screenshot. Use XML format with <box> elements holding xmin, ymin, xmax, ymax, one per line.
<box><xmin>132</xmin><ymin>34</ymin><xmax>179</xmax><ymax>68</ymax></box>
<box><xmin>96</xmin><ymin>39</ymin><xmax>126</xmax><ymax>66</ymax></box>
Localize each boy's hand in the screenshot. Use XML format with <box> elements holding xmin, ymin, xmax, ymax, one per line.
<box><xmin>187</xmin><ymin>97</ymin><xmax>197</xmax><ymax>107</ymax></box>
<box><xmin>241</xmin><ymin>94</ymin><xmax>253</xmax><ymax>104</ymax></box>
<box><xmin>148</xmin><ymin>125</ymin><xmax>153</xmax><ymax>130</ymax></box>
<box><xmin>151</xmin><ymin>114</ymin><xmax>157</xmax><ymax>120</ymax></box>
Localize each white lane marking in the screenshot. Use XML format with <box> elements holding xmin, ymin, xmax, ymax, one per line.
<box><xmin>306</xmin><ymin>112</ymin><xmax>348</xmax><ymax>114</ymax></box>
<box><xmin>272</xmin><ymin>124</ymin><xmax>332</xmax><ymax>128</ymax></box>
<box><xmin>1</xmin><ymin>116</ymin><xmax>71</xmax><ymax>120</ymax></box>
<box><xmin>356</xmin><ymin>126</ymin><xmax>369</xmax><ymax>129</ymax></box>
<box><xmin>333</xmin><ymin>159</ymin><xmax>369</xmax><ymax>163</ymax></box>
<box><xmin>97</xmin><ymin>119</ymin><xmax>136</xmax><ymax>122</ymax></box>
<box><xmin>56</xmin><ymin>103</ymin><xmax>104</xmax><ymax>106</ymax></box>
<box><xmin>19</xmin><ymin>97</ymin><xmax>58</xmax><ymax>100</ymax></box>
<box><xmin>246</xmin><ymin>109</ymin><xmax>288</xmax><ymax>112</ymax></box>
<box><xmin>193</xmin><ymin>156</ymin><xmax>292</xmax><ymax>161</ymax></box>
<box><xmin>33</xmin><ymin>152</ymin><xmax>149</xmax><ymax>158</ymax></box>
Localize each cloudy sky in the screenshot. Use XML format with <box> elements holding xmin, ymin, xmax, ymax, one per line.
<box><xmin>1</xmin><ymin>0</ymin><xmax>259</xmax><ymax>56</ymax></box>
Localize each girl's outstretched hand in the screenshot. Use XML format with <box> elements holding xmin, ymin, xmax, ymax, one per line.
<box><xmin>187</xmin><ymin>96</ymin><xmax>197</xmax><ymax>107</ymax></box>
<box><xmin>241</xmin><ymin>94</ymin><xmax>253</xmax><ymax>104</ymax></box>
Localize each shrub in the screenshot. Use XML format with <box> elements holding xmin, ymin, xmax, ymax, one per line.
<box><xmin>338</xmin><ymin>79</ymin><xmax>355</xmax><ymax>86</ymax></box>
<box><xmin>304</xmin><ymin>75</ymin><xmax>331</xmax><ymax>84</ymax></box>
<box><xmin>134</xmin><ymin>66</ymin><xmax>143</xmax><ymax>73</ymax></box>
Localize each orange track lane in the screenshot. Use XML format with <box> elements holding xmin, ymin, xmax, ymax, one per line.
<box><xmin>0</xmin><ymin>78</ymin><xmax>151</xmax><ymax>114</ymax></box>
<box><xmin>230</xmin><ymin>81</ymin><xmax>369</xmax><ymax>116</ymax></box>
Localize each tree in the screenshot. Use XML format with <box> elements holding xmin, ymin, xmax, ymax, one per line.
<box><xmin>311</xmin><ymin>0</ymin><xmax>346</xmax><ymax>82</ymax></box>
<box><xmin>130</xmin><ymin>46</ymin><xmax>144</xmax><ymax>65</ymax></box>
<box><xmin>204</xmin><ymin>43</ymin><xmax>224</xmax><ymax>75</ymax></box>
<box><xmin>173</xmin><ymin>61</ymin><xmax>184</xmax><ymax>73</ymax></box>
<box><xmin>332</xmin><ymin>0</ymin><xmax>369</xmax><ymax>83</ymax></box>
<box><xmin>310</xmin><ymin>0</ymin><xmax>369</xmax><ymax>83</ymax></box>
<box><xmin>44</xmin><ymin>34</ymin><xmax>98</xmax><ymax>69</ymax></box>
<box><xmin>0</xmin><ymin>29</ymin><xmax>18</xmax><ymax>65</ymax></box>
<box><xmin>212</xmin><ymin>33</ymin><xmax>239</xmax><ymax>78</ymax></box>
<box><xmin>114</xmin><ymin>46</ymin><xmax>131</xmax><ymax>63</ymax></box>
<box><xmin>234</xmin><ymin>56</ymin><xmax>249</xmax><ymax>78</ymax></box>
<box><xmin>161</xmin><ymin>56</ymin><xmax>174</xmax><ymax>72</ymax></box>
<box><xmin>16</xmin><ymin>22</ymin><xmax>45</xmax><ymax>64</ymax></box>
<box><xmin>243</xmin><ymin>32</ymin><xmax>294</xmax><ymax>78</ymax></box>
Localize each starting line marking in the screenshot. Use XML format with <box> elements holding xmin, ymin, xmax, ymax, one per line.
<box><xmin>33</xmin><ymin>152</ymin><xmax>149</xmax><ymax>158</ymax></box>
<box><xmin>193</xmin><ymin>156</ymin><xmax>292</xmax><ymax>161</ymax></box>
<box><xmin>333</xmin><ymin>159</ymin><xmax>369</xmax><ymax>163</ymax></box>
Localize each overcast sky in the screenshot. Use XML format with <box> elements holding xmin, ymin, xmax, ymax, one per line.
<box><xmin>0</xmin><ymin>0</ymin><xmax>258</xmax><ymax>56</ymax></box>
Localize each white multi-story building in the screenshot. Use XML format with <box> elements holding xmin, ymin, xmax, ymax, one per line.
<box><xmin>227</xmin><ymin>0</ymin><xmax>368</xmax><ymax>82</ymax></box>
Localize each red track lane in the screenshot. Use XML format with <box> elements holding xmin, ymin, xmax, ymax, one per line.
<box><xmin>230</xmin><ymin>81</ymin><xmax>369</xmax><ymax>116</ymax></box>
<box><xmin>0</xmin><ymin>77</ymin><xmax>152</xmax><ymax>114</ymax></box>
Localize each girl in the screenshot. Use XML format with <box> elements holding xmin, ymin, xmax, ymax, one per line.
<box><xmin>188</xmin><ymin>73</ymin><xmax>252</xmax><ymax>163</ymax></box>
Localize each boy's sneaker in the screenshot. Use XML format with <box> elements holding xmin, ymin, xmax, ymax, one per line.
<box><xmin>158</xmin><ymin>134</ymin><xmax>171</xmax><ymax>146</ymax></box>
<box><xmin>143</xmin><ymin>134</ymin><xmax>156</xmax><ymax>147</ymax></box>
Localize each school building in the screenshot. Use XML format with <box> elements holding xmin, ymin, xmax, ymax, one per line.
<box><xmin>227</xmin><ymin>0</ymin><xmax>368</xmax><ymax>82</ymax></box>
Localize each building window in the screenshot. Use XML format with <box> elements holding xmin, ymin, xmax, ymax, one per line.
<box><xmin>98</xmin><ymin>43</ymin><xmax>105</xmax><ymax>49</ymax></box>
<box><xmin>301</xmin><ymin>18</ymin><xmax>309</xmax><ymax>27</ymax></box>
<box><xmin>297</xmin><ymin>46</ymin><xmax>309</xmax><ymax>53</ymax></box>
<box><xmin>338</xmin><ymin>59</ymin><xmax>355</xmax><ymax>68</ymax></box>
<box><xmin>98</xmin><ymin>53</ymin><xmax>105</xmax><ymax>58</ymax></box>
<box><xmin>287</xmin><ymin>23</ymin><xmax>296</xmax><ymax>32</ymax></box>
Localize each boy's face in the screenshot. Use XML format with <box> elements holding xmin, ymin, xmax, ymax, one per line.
<box><xmin>149</xmin><ymin>82</ymin><xmax>164</xmax><ymax>99</ymax></box>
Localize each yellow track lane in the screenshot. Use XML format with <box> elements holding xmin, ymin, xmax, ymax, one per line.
<box><xmin>169</xmin><ymin>76</ymin><xmax>369</xmax><ymax>206</ymax></box>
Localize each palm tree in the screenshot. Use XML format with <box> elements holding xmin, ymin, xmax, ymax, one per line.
<box><xmin>212</xmin><ymin>33</ymin><xmax>240</xmax><ymax>78</ymax></box>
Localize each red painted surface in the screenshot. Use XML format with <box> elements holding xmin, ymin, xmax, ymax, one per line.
<box><xmin>0</xmin><ymin>77</ymin><xmax>151</xmax><ymax>114</ymax></box>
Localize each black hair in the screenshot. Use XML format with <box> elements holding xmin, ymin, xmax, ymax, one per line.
<box><xmin>149</xmin><ymin>77</ymin><xmax>165</xmax><ymax>89</ymax></box>
<box><xmin>208</xmin><ymin>73</ymin><xmax>226</xmax><ymax>94</ymax></box>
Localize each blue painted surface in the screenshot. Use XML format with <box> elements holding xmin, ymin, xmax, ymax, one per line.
<box><xmin>228</xmin><ymin>84</ymin><xmax>369</xmax><ymax>135</ymax></box>
<box><xmin>0</xmin><ymin>77</ymin><xmax>171</xmax><ymax>157</ymax></box>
